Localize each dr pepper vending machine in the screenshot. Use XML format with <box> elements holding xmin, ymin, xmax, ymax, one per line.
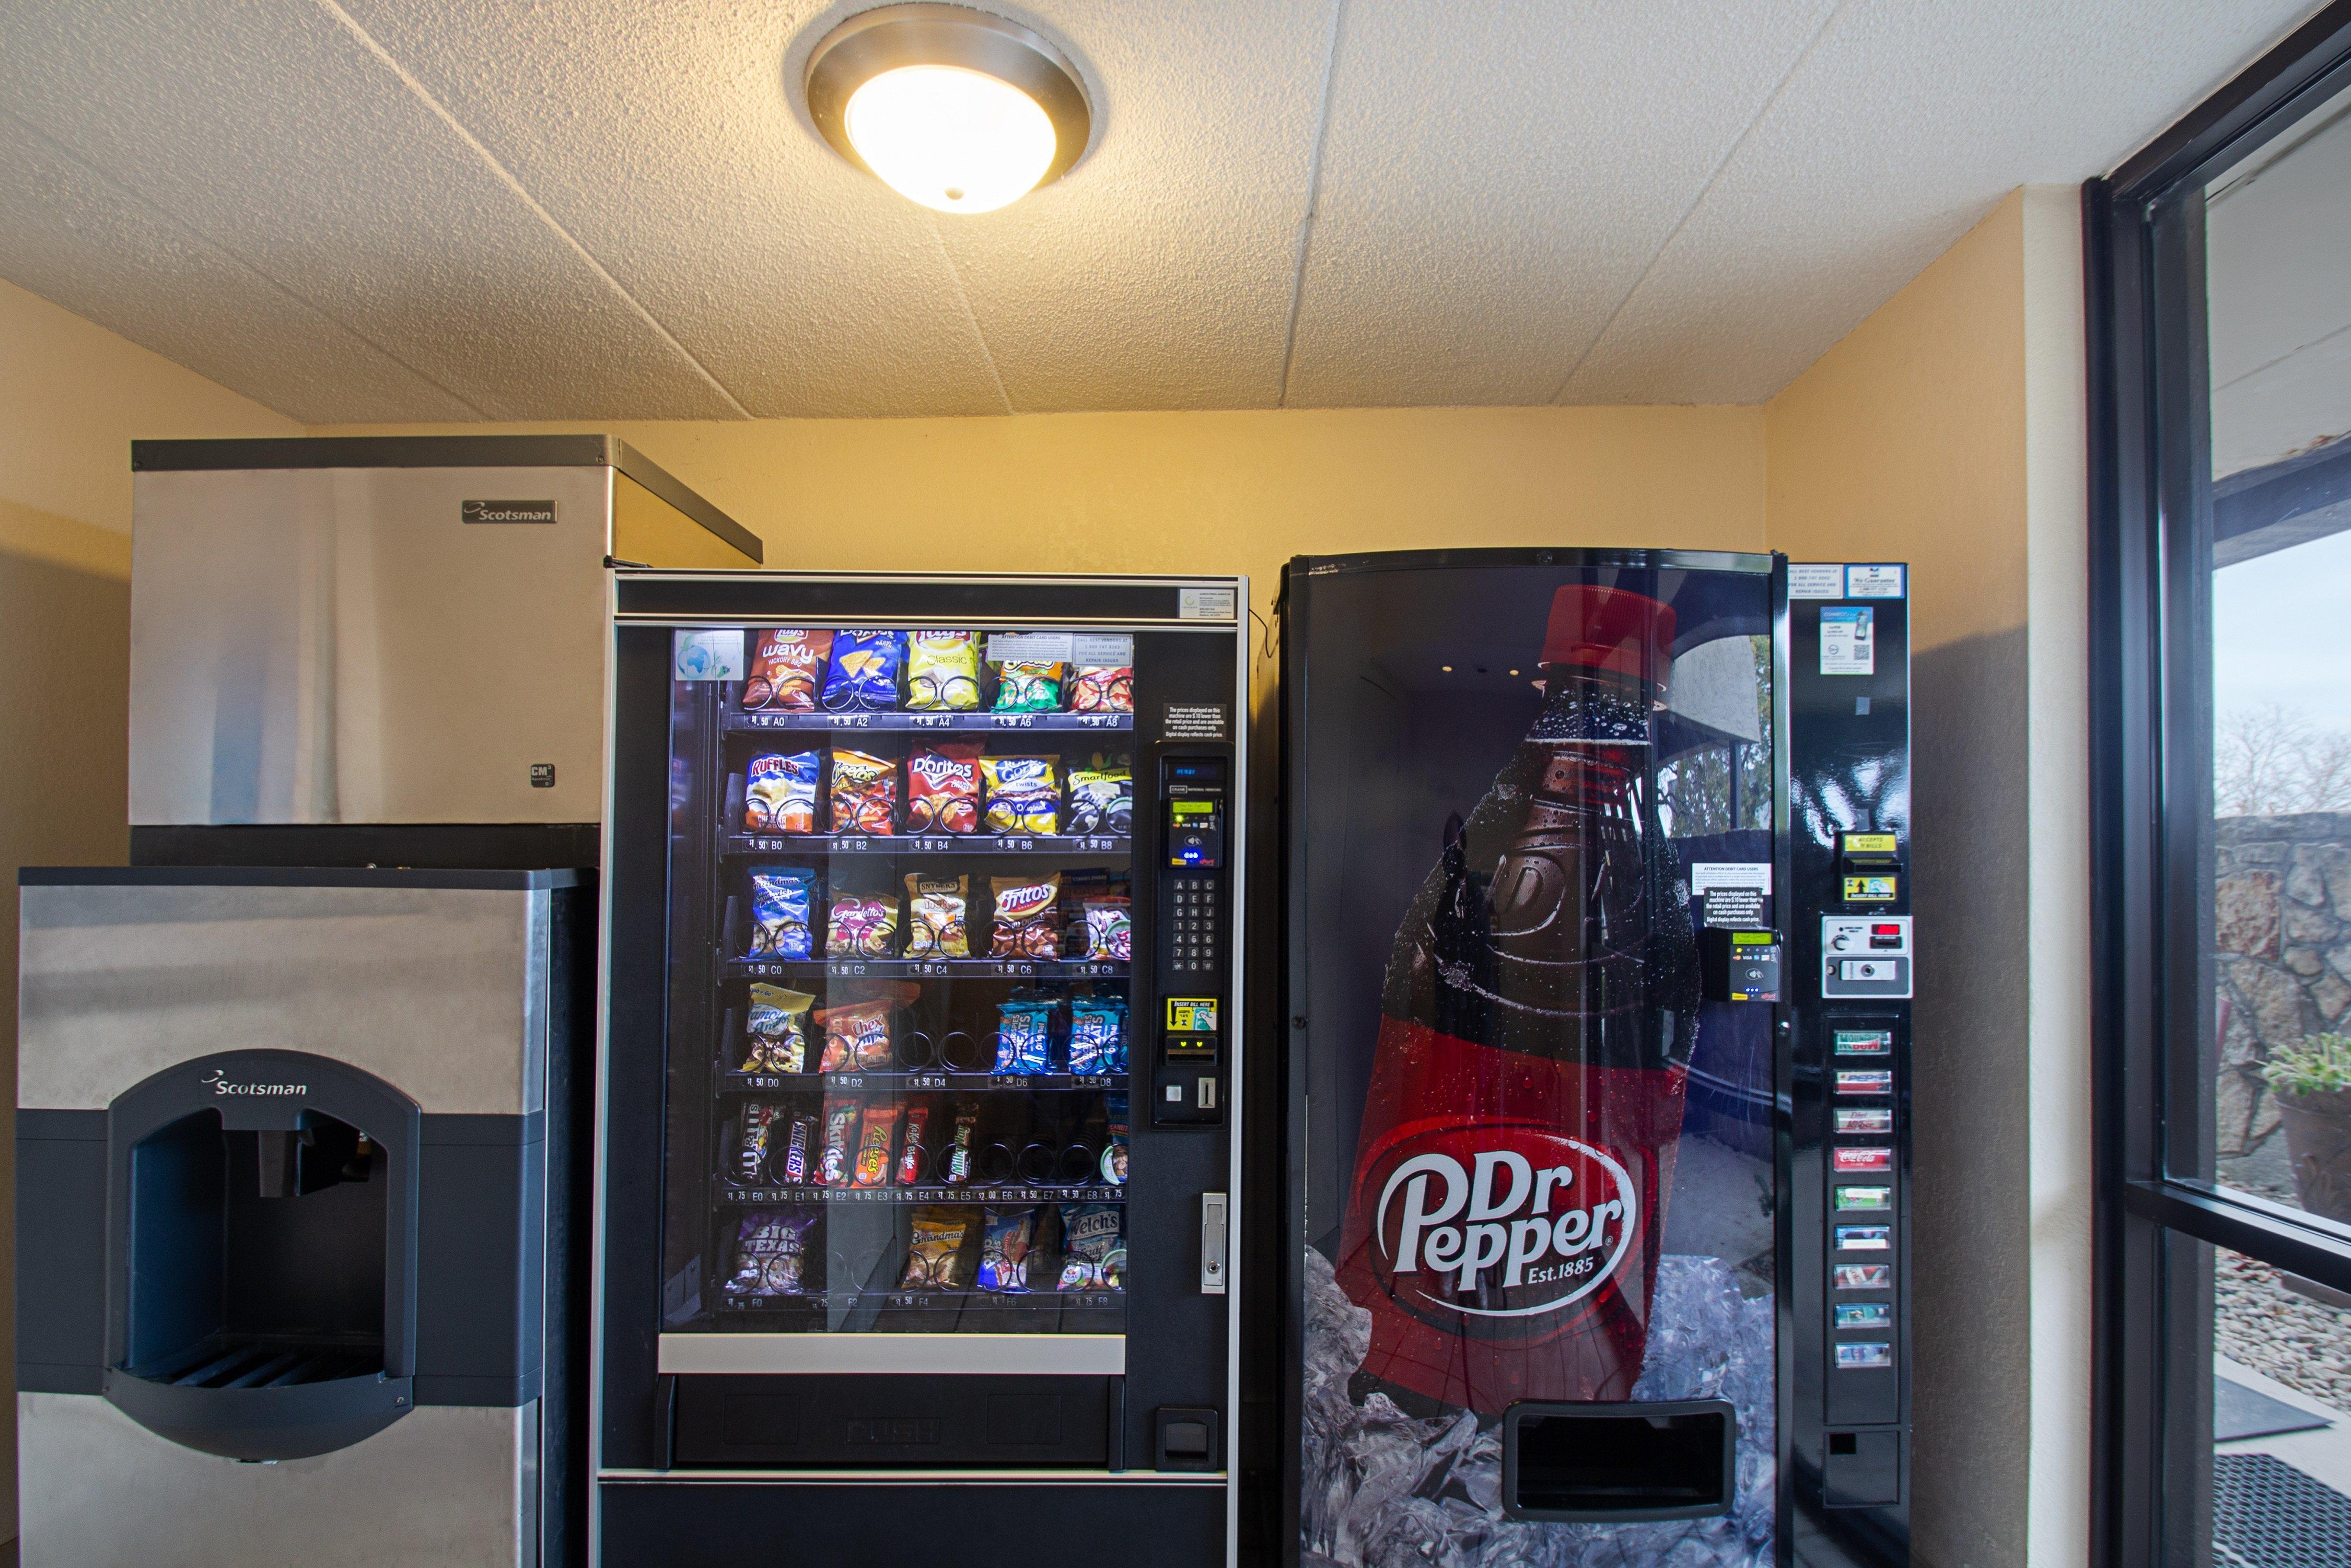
<box><xmin>593</xmin><ymin>571</ymin><xmax>1248</xmax><ymax>1565</ymax></box>
<box><xmin>1277</xmin><ymin>550</ymin><xmax>1915</xmax><ymax>1568</ymax></box>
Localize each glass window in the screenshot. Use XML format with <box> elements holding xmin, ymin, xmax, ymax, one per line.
<box><xmin>2203</xmin><ymin>80</ymin><xmax>2351</xmax><ymax>1228</ymax></box>
<box><xmin>2208</xmin><ymin>1243</ymin><xmax>2351</xmax><ymax>1563</ymax></box>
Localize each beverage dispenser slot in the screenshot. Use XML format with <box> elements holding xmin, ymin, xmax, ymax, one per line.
<box><xmin>1502</xmin><ymin>1399</ymin><xmax>1736</xmax><ymax>1523</ymax></box>
<box><xmin>103</xmin><ymin>1050</ymin><xmax>420</xmax><ymax>1461</ymax></box>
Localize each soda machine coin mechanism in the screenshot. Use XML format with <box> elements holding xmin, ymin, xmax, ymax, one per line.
<box><xmin>1274</xmin><ymin>552</ymin><xmax>1915</xmax><ymax>1568</ymax></box>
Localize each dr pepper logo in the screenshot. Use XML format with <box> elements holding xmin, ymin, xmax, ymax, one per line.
<box><xmin>1365</xmin><ymin>1121</ymin><xmax>1637</xmax><ymax>1332</ymax></box>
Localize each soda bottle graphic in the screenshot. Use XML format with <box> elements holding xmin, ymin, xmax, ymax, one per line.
<box><xmin>1335</xmin><ymin>584</ymin><xmax>1700</xmax><ymax>1415</ymax></box>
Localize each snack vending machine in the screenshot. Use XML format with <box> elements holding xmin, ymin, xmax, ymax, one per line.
<box><xmin>1277</xmin><ymin>550</ymin><xmax>1913</xmax><ymax>1567</ymax></box>
<box><xmin>593</xmin><ymin>572</ymin><xmax>1248</xmax><ymax>1564</ymax></box>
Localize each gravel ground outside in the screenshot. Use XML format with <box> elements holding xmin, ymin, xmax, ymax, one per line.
<box><xmin>2216</xmin><ymin>1247</ymin><xmax>2351</xmax><ymax>1413</ymax></box>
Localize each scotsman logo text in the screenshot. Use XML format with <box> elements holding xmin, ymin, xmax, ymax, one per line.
<box><xmin>201</xmin><ymin>1069</ymin><xmax>306</xmax><ymax>1097</ymax></box>
<box><xmin>1375</xmin><ymin>1142</ymin><xmax>1636</xmax><ymax>1319</ymax></box>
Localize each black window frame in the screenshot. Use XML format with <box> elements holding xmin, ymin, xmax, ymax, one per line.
<box><xmin>2088</xmin><ymin>2</ymin><xmax>2351</xmax><ymax>1561</ymax></box>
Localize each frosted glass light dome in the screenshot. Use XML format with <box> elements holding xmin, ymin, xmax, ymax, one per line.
<box><xmin>843</xmin><ymin>63</ymin><xmax>1057</xmax><ymax>214</ymax></box>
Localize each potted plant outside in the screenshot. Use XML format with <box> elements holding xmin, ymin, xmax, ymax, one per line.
<box><xmin>2261</xmin><ymin>1032</ymin><xmax>2351</xmax><ymax>1307</ymax></box>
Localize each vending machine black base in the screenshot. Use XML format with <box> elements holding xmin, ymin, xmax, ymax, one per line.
<box><xmin>593</xmin><ymin>572</ymin><xmax>1249</xmax><ymax>1566</ymax></box>
<box><xmin>1274</xmin><ymin>549</ymin><xmax>1913</xmax><ymax>1568</ymax></box>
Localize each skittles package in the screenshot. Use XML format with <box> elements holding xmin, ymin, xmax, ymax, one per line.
<box><xmin>819</xmin><ymin>1095</ymin><xmax>860</xmax><ymax>1187</ymax></box>
<box><xmin>743</xmin><ymin>629</ymin><xmax>831</xmax><ymax>711</ymax></box>
<box><xmin>821</xmin><ymin>629</ymin><xmax>905</xmax><ymax>710</ymax></box>
<box><xmin>906</xmin><ymin>630</ymin><xmax>983</xmax><ymax>711</ymax></box>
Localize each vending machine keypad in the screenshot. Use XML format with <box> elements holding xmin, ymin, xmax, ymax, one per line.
<box><xmin>1154</xmin><ymin>755</ymin><xmax>1229</xmax><ymax>1126</ymax></box>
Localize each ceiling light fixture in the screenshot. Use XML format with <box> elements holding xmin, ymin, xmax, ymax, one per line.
<box><xmin>804</xmin><ymin>4</ymin><xmax>1091</xmax><ymax>215</ymax></box>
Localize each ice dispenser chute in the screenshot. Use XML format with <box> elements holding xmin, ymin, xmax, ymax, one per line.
<box><xmin>102</xmin><ymin>1050</ymin><xmax>421</xmax><ymax>1461</ymax></box>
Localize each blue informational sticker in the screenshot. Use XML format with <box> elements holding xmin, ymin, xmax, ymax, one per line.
<box><xmin>1820</xmin><ymin>605</ymin><xmax>1875</xmax><ymax>674</ymax></box>
<box><xmin>674</xmin><ymin>628</ymin><xmax>746</xmax><ymax>682</ymax></box>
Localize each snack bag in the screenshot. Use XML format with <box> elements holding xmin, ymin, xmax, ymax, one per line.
<box><xmin>1056</xmin><ymin>1203</ymin><xmax>1125</xmax><ymax>1290</ymax></box>
<box><xmin>744</xmin><ymin>630</ymin><xmax>832</xmax><ymax>711</ymax></box>
<box><xmin>774</xmin><ymin>1114</ymin><xmax>816</xmax><ymax>1186</ymax></box>
<box><xmin>994</xmin><ymin>998</ymin><xmax>1055</xmax><ymax>1075</ymax></box>
<box><xmin>826</xmin><ymin>890</ymin><xmax>900</xmax><ymax>959</ymax></box>
<box><xmin>817</xmin><ymin>999</ymin><xmax>895</xmax><ymax>1073</ymax></box>
<box><xmin>896</xmin><ymin>1102</ymin><xmax>933</xmax><ymax>1186</ymax></box>
<box><xmin>1068</xmin><ymin>665</ymin><xmax>1133</xmax><ymax>713</ymax></box>
<box><xmin>732</xmin><ymin>1101</ymin><xmax>782</xmax><ymax>1187</ymax></box>
<box><xmin>747</xmin><ymin>867</ymin><xmax>815</xmax><ymax>960</ymax></box>
<box><xmin>819</xmin><ymin>1095</ymin><xmax>860</xmax><ymax>1187</ymax></box>
<box><xmin>978</xmin><ymin>1206</ymin><xmax>1043</xmax><ymax>1292</ymax></box>
<box><xmin>942</xmin><ymin>1098</ymin><xmax>980</xmax><ymax>1187</ymax></box>
<box><xmin>1101</xmin><ymin>1093</ymin><xmax>1128</xmax><ymax>1186</ymax></box>
<box><xmin>994</xmin><ymin>661</ymin><xmax>1064</xmax><ymax>713</ymax></box>
<box><xmin>853</xmin><ymin>1101</ymin><xmax>901</xmax><ymax>1189</ymax></box>
<box><xmin>1064</xmin><ymin>760</ymin><xmax>1133</xmax><ymax>836</ymax></box>
<box><xmin>901</xmin><ymin>1206</ymin><xmax>977</xmax><ymax>1290</ymax></box>
<box><xmin>742</xmin><ymin>984</ymin><xmax>814</xmax><ymax>1073</ymax></box>
<box><xmin>981</xmin><ymin>756</ymin><xmax>1059</xmax><ymax>836</ymax></box>
<box><xmin>905</xmin><ymin>740</ymin><xmax>983</xmax><ymax>834</ymax></box>
<box><xmin>822</xmin><ymin>630</ymin><xmax>905</xmax><ymax>711</ymax></box>
<box><xmin>905</xmin><ymin>630</ymin><xmax>983</xmax><ymax>711</ymax></box>
<box><xmin>904</xmin><ymin>874</ymin><xmax>970</xmax><ymax>959</ymax></box>
<box><xmin>723</xmin><ymin>1210</ymin><xmax>820</xmax><ymax>1298</ymax></box>
<box><xmin>1067</xmin><ymin>998</ymin><xmax>1128</xmax><ymax>1075</ymax></box>
<box><xmin>829</xmin><ymin>750</ymin><xmax>897</xmax><ymax>836</ymax></box>
<box><xmin>1078</xmin><ymin>895</ymin><xmax>1132</xmax><ymax>962</ymax></box>
<box><xmin>990</xmin><ymin>872</ymin><xmax>1061</xmax><ymax>959</ymax></box>
<box><xmin>744</xmin><ymin>751</ymin><xmax>822</xmax><ymax>834</ymax></box>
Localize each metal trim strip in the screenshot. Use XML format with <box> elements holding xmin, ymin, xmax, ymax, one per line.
<box><xmin>655</xmin><ymin>1333</ymin><xmax>1127</xmax><ymax>1377</ymax></box>
<box><xmin>595</xmin><ymin>1468</ymin><xmax>1226</xmax><ymax>1484</ymax></box>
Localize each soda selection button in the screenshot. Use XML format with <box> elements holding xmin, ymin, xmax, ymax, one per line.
<box><xmin>1834</xmin><ymin>1225</ymin><xmax>1891</xmax><ymax>1251</ymax></box>
<box><xmin>1834</xmin><ymin>1185</ymin><xmax>1893</xmax><ymax>1211</ymax></box>
<box><xmin>1833</xmin><ymin>1264</ymin><xmax>1892</xmax><ymax>1291</ymax></box>
<box><xmin>1833</xmin><ymin>1029</ymin><xmax>1893</xmax><ymax>1056</ymax></box>
<box><xmin>1834</xmin><ymin>1070</ymin><xmax>1893</xmax><ymax>1095</ymax></box>
<box><xmin>1835</xmin><ymin>1342</ymin><xmax>1894</xmax><ymax>1370</ymax></box>
<box><xmin>1835</xmin><ymin>1303</ymin><xmax>1892</xmax><ymax>1330</ymax></box>
<box><xmin>1832</xmin><ymin>1146</ymin><xmax>1894</xmax><ymax>1173</ymax></box>
<box><xmin>1834</xmin><ymin>1108</ymin><xmax>1894</xmax><ymax>1134</ymax></box>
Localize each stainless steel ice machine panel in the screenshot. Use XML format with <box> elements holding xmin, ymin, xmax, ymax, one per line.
<box><xmin>128</xmin><ymin>435</ymin><xmax>758</xmax><ymax>829</ymax></box>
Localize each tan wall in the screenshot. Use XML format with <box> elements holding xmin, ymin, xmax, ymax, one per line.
<box><xmin>310</xmin><ymin>405</ymin><xmax>1771</xmax><ymax>628</ymax></box>
<box><xmin>0</xmin><ymin>276</ymin><xmax>297</xmax><ymax>1541</ymax></box>
<box><xmin>1765</xmin><ymin>188</ymin><xmax>2090</xmax><ymax>1568</ymax></box>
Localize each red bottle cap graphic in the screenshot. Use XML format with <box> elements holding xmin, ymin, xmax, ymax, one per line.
<box><xmin>1538</xmin><ymin>585</ymin><xmax>1677</xmax><ymax>691</ymax></box>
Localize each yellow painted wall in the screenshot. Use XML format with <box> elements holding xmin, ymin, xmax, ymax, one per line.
<box><xmin>311</xmin><ymin>405</ymin><xmax>1770</xmax><ymax>623</ymax></box>
<box><xmin>1765</xmin><ymin>188</ymin><xmax>2090</xmax><ymax>1568</ymax></box>
<box><xmin>0</xmin><ymin>276</ymin><xmax>298</xmax><ymax>1543</ymax></box>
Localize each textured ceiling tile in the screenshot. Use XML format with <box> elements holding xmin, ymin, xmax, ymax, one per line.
<box><xmin>0</xmin><ymin>0</ymin><xmax>743</xmax><ymax>421</ymax></box>
<box><xmin>928</xmin><ymin>0</ymin><xmax>1332</xmax><ymax>412</ymax></box>
<box><xmin>1284</xmin><ymin>0</ymin><xmax>1834</xmax><ymax>409</ymax></box>
<box><xmin>336</xmin><ymin>0</ymin><xmax>1010</xmax><ymax>419</ymax></box>
<box><xmin>0</xmin><ymin>114</ymin><xmax>480</xmax><ymax>423</ymax></box>
<box><xmin>1560</xmin><ymin>0</ymin><xmax>2318</xmax><ymax>405</ymax></box>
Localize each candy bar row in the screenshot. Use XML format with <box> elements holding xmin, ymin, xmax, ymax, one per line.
<box><xmin>727</xmin><ymin>1091</ymin><xmax>1130</xmax><ymax>1192</ymax></box>
<box><xmin>741</xmin><ymin>629</ymin><xmax>1132</xmax><ymax>716</ymax></box>
<box><xmin>740</xmin><ymin>743</ymin><xmax>1131</xmax><ymax>838</ymax></box>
